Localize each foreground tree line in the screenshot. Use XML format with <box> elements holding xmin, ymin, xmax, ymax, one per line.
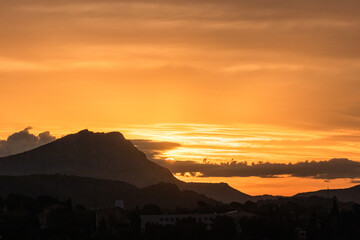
<box><xmin>0</xmin><ymin>194</ymin><xmax>359</xmax><ymax>239</ymax></box>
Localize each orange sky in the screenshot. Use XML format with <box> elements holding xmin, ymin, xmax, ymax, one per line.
<box><xmin>1</xmin><ymin>0</ymin><xmax>360</xmax><ymax>196</ymax></box>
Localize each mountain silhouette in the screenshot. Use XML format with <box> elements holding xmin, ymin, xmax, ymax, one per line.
<box><xmin>294</xmin><ymin>184</ymin><xmax>360</xmax><ymax>203</ymax></box>
<box><xmin>0</xmin><ymin>130</ymin><xmax>176</xmax><ymax>187</ymax></box>
<box><xmin>0</xmin><ymin>175</ymin><xmax>219</xmax><ymax>209</ymax></box>
<box><xmin>1</xmin><ymin>129</ymin><xmax>359</xmax><ymax>203</ymax></box>
<box><xmin>178</xmin><ymin>182</ymin><xmax>252</xmax><ymax>203</ymax></box>
<box><xmin>0</xmin><ymin>129</ymin><xmax>256</xmax><ymax>203</ymax></box>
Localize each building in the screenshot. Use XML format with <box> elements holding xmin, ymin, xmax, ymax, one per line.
<box><xmin>141</xmin><ymin>213</ymin><xmax>216</xmax><ymax>230</ymax></box>
<box><xmin>140</xmin><ymin>210</ymin><xmax>256</xmax><ymax>230</ymax></box>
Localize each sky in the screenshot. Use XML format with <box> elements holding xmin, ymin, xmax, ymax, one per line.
<box><xmin>1</xmin><ymin>0</ymin><xmax>360</xmax><ymax>196</ymax></box>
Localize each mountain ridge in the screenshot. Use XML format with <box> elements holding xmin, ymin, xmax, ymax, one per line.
<box><xmin>0</xmin><ymin>129</ymin><xmax>177</xmax><ymax>187</ymax></box>
<box><xmin>294</xmin><ymin>184</ymin><xmax>360</xmax><ymax>203</ymax></box>
<box><xmin>0</xmin><ymin>129</ymin><xmax>253</xmax><ymax>202</ymax></box>
<box><xmin>0</xmin><ymin>174</ymin><xmax>219</xmax><ymax>209</ymax></box>
<box><xmin>2</xmin><ymin>129</ymin><xmax>358</xmax><ymax>204</ymax></box>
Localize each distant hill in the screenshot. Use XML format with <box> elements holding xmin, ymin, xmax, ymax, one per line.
<box><xmin>294</xmin><ymin>185</ymin><xmax>360</xmax><ymax>203</ymax></box>
<box><xmin>179</xmin><ymin>182</ymin><xmax>253</xmax><ymax>203</ymax></box>
<box><xmin>0</xmin><ymin>175</ymin><xmax>219</xmax><ymax>209</ymax></box>
<box><xmin>0</xmin><ymin>130</ymin><xmax>255</xmax><ymax>203</ymax></box>
<box><xmin>2</xmin><ymin>130</ymin><xmax>359</xmax><ymax>204</ymax></box>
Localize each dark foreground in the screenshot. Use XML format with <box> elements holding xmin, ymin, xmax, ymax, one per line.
<box><xmin>0</xmin><ymin>194</ymin><xmax>360</xmax><ymax>240</ymax></box>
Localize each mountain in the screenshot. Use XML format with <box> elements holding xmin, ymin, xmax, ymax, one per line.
<box><xmin>9</xmin><ymin>129</ymin><xmax>360</xmax><ymax>205</ymax></box>
<box><xmin>294</xmin><ymin>185</ymin><xmax>360</xmax><ymax>203</ymax></box>
<box><xmin>0</xmin><ymin>130</ymin><xmax>176</xmax><ymax>187</ymax></box>
<box><xmin>0</xmin><ymin>129</ymin><xmax>253</xmax><ymax>203</ymax></box>
<box><xmin>178</xmin><ymin>182</ymin><xmax>253</xmax><ymax>203</ymax></box>
<box><xmin>0</xmin><ymin>175</ymin><xmax>220</xmax><ymax>209</ymax></box>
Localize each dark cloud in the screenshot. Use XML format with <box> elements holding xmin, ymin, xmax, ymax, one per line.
<box><xmin>0</xmin><ymin>127</ymin><xmax>56</xmax><ymax>157</ymax></box>
<box><xmin>154</xmin><ymin>158</ymin><xmax>360</xmax><ymax>180</ymax></box>
<box><xmin>130</xmin><ymin>139</ymin><xmax>181</xmax><ymax>159</ymax></box>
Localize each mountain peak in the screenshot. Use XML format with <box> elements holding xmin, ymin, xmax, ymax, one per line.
<box><xmin>59</xmin><ymin>129</ymin><xmax>128</xmax><ymax>148</ymax></box>
<box><xmin>71</xmin><ymin>129</ymin><xmax>125</xmax><ymax>139</ymax></box>
<box><xmin>77</xmin><ymin>129</ymin><xmax>91</xmax><ymax>134</ymax></box>
<box><xmin>0</xmin><ymin>130</ymin><xmax>177</xmax><ymax>187</ymax></box>
<box><xmin>0</xmin><ymin>129</ymin><xmax>252</xmax><ymax>203</ymax></box>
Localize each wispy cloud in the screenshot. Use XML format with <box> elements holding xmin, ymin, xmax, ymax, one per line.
<box><xmin>131</xmin><ymin>139</ymin><xmax>181</xmax><ymax>159</ymax></box>
<box><xmin>1</xmin><ymin>0</ymin><xmax>360</xmax><ymax>132</ymax></box>
<box><xmin>122</xmin><ymin>124</ymin><xmax>360</xmax><ymax>163</ymax></box>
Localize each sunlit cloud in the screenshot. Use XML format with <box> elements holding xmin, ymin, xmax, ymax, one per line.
<box><xmin>121</xmin><ymin>124</ymin><xmax>360</xmax><ymax>163</ymax></box>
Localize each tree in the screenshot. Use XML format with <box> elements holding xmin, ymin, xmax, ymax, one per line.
<box><xmin>210</xmin><ymin>216</ymin><xmax>237</xmax><ymax>240</ymax></box>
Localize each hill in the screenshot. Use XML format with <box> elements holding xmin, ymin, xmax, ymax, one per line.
<box><xmin>0</xmin><ymin>174</ymin><xmax>219</xmax><ymax>209</ymax></box>
<box><xmin>0</xmin><ymin>129</ymin><xmax>254</xmax><ymax>203</ymax></box>
<box><xmin>294</xmin><ymin>184</ymin><xmax>360</xmax><ymax>203</ymax></box>
<box><xmin>179</xmin><ymin>182</ymin><xmax>253</xmax><ymax>203</ymax></box>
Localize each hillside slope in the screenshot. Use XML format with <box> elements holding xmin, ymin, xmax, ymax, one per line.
<box><xmin>0</xmin><ymin>130</ymin><xmax>254</xmax><ymax>203</ymax></box>
<box><xmin>0</xmin><ymin>130</ymin><xmax>176</xmax><ymax>187</ymax></box>
<box><xmin>0</xmin><ymin>175</ymin><xmax>220</xmax><ymax>209</ymax></box>
<box><xmin>294</xmin><ymin>185</ymin><xmax>360</xmax><ymax>203</ymax></box>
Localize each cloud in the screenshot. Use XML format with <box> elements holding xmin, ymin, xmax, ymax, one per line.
<box><xmin>153</xmin><ymin>158</ymin><xmax>360</xmax><ymax>180</ymax></box>
<box><xmin>2</xmin><ymin>0</ymin><xmax>360</xmax><ymax>134</ymax></box>
<box><xmin>0</xmin><ymin>127</ymin><xmax>56</xmax><ymax>157</ymax></box>
<box><xmin>130</xmin><ymin>139</ymin><xmax>181</xmax><ymax>159</ymax></box>
<box><xmin>2</xmin><ymin>0</ymin><xmax>360</xmax><ymax>64</ymax></box>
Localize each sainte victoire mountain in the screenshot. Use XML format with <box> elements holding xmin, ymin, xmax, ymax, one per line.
<box><xmin>0</xmin><ymin>130</ymin><xmax>252</xmax><ymax>203</ymax></box>
<box><xmin>1</xmin><ymin>129</ymin><xmax>359</xmax><ymax>206</ymax></box>
<box><xmin>0</xmin><ymin>130</ymin><xmax>176</xmax><ymax>187</ymax></box>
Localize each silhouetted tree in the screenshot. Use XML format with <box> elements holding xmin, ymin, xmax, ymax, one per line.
<box><xmin>210</xmin><ymin>216</ymin><xmax>237</xmax><ymax>240</ymax></box>
<box><xmin>6</xmin><ymin>194</ymin><xmax>40</xmax><ymax>215</ymax></box>
<box><xmin>330</xmin><ymin>197</ymin><xmax>339</xmax><ymax>217</ymax></box>
<box><xmin>173</xmin><ymin>217</ymin><xmax>208</xmax><ymax>240</ymax></box>
<box><xmin>244</xmin><ymin>200</ymin><xmax>257</xmax><ymax>211</ymax></box>
<box><xmin>0</xmin><ymin>197</ymin><xmax>4</xmax><ymax>211</ymax></box>
<box><xmin>141</xmin><ymin>204</ymin><xmax>163</xmax><ymax>215</ymax></box>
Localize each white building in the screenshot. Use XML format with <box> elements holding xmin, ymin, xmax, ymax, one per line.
<box><xmin>140</xmin><ymin>210</ymin><xmax>255</xmax><ymax>230</ymax></box>
<box><xmin>141</xmin><ymin>213</ymin><xmax>216</xmax><ymax>230</ymax></box>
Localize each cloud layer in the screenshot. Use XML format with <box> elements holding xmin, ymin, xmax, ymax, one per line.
<box><xmin>131</xmin><ymin>139</ymin><xmax>181</xmax><ymax>159</ymax></box>
<box><xmin>0</xmin><ymin>127</ymin><xmax>56</xmax><ymax>157</ymax></box>
<box><xmin>154</xmin><ymin>158</ymin><xmax>360</xmax><ymax>180</ymax></box>
<box><xmin>1</xmin><ymin>0</ymin><xmax>360</xmax><ymax>133</ymax></box>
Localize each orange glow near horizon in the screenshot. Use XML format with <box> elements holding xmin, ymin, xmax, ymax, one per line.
<box><xmin>174</xmin><ymin>175</ymin><xmax>359</xmax><ymax>197</ymax></box>
<box><xmin>1</xmin><ymin>0</ymin><xmax>360</xmax><ymax>196</ymax></box>
<box><xmin>1</xmin><ymin>124</ymin><xmax>360</xmax><ymax>196</ymax></box>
